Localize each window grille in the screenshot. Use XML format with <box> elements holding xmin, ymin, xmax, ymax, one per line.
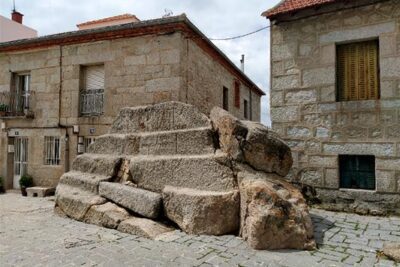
<box><xmin>339</xmin><ymin>155</ymin><xmax>375</xmax><ymax>190</ymax></box>
<box><xmin>234</xmin><ymin>80</ymin><xmax>240</xmax><ymax>108</ymax></box>
<box><xmin>223</xmin><ymin>87</ymin><xmax>229</xmax><ymax>111</ymax></box>
<box><xmin>84</xmin><ymin>137</ymin><xmax>96</xmax><ymax>153</ymax></box>
<box><xmin>44</xmin><ymin>136</ymin><xmax>61</xmax><ymax>165</ymax></box>
<box><xmin>337</xmin><ymin>40</ymin><xmax>379</xmax><ymax>101</ymax></box>
<box><xmin>244</xmin><ymin>99</ymin><xmax>249</xmax><ymax>119</ymax></box>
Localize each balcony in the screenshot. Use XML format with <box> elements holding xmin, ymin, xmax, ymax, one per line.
<box><xmin>80</xmin><ymin>89</ymin><xmax>104</xmax><ymax>116</ymax></box>
<box><xmin>0</xmin><ymin>91</ymin><xmax>33</xmax><ymax>119</ymax></box>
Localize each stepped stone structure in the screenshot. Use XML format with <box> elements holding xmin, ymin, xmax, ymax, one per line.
<box><xmin>55</xmin><ymin>101</ymin><xmax>316</xmax><ymax>250</ymax></box>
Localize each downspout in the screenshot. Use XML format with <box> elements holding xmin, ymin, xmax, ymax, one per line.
<box><xmin>269</xmin><ymin>21</ymin><xmax>274</xmax><ymax>127</ymax></box>
<box><xmin>58</xmin><ymin>45</ymin><xmax>70</xmax><ymax>172</ymax></box>
<box><xmin>186</xmin><ymin>37</ymin><xmax>189</xmax><ymax>103</ymax></box>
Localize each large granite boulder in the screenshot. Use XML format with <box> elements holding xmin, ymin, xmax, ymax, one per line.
<box><xmin>210</xmin><ymin>107</ymin><xmax>292</xmax><ymax>176</ymax></box>
<box><xmin>238</xmin><ymin>168</ymin><xmax>315</xmax><ymax>250</ymax></box>
<box><xmin>55</xmin><ymin>101</ymin><xmax>314</xmax><ymax>251</ymax></box>
<box><xmin>383</xmin><ymin>243</ymin><xmax>400</xmax><ymax>263</ymax></box>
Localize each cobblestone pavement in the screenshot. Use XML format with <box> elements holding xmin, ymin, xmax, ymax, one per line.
<box><xmin>0</xmin><ymin>192</ymin><xmax>399</xmax><ymax>267</ymax></box>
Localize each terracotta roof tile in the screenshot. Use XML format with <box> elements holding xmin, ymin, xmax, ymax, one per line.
<box><xmin>263</xmin><ymin>0</ymin><xmax>337</xmax><ymax>18</ymax></box>
<box><xmin>77</xmin><ymin>14</ymin><xmax>140</xmax><ymax>27</ymax></box>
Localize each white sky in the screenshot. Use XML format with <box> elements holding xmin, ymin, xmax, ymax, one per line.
<box><xmin>1</xmin><ymin>0</ymin><xmax>281</xmax><ymax>125</ymax></box>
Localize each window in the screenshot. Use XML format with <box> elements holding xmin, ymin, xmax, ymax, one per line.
<box><xmin>223</xmin><ymin>87</ymin><xmax>229</xmax><ymax>111</ymax></box>
<box><xmin>44</xmin><ymin>136</ymin><xmax>61</xmax><ymax>165</ymax></box>
<box><xmin>337</xmin><ymin>40</ymin><xmax>379</xmax><ymax>101</ymax></box>
<box><xmin>78</xmin><ymin>136</ymin><xmax>96</xmax><ymax>154</ymax></box>
<box><xmin>234</xmin><ymin>80</ymin><xmax>240</xmax><ymax>108</ymax></box>
<box><xmin>80</xmin><ymin>65</ymin><xmax>104</xmax><ymax>116</ymax></box>
<box><xmin>243</xmin><ymin>99</ymin><xmax>248</xmax><ymax>119</ymax></box>
<box><xmin>339</xmin><ymin>155</ymin><xmax>375</xmax><ymax>190</ymax></box>
<box><xmin>84</xmin><ymin>137</ymin><xmax>96</xmax><ymax>153</ymax></box>
<box><xmin>11</xmin><ymin>73</ymin><xmax>30</xmax><ymax>115</ymax></box>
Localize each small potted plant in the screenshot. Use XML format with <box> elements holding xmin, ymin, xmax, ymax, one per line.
<box><xmin>0</xmin><ymin>104</ymin><xmax>8</xmax><ymax>117</ymax></box>
<box><xmin>19</xmin><ymin>174</ymin><xmax>33</xmax><ymax>196</ymax></box>
<box><xmin>0</xmin><ymin>176</ymin><xmax>5</xmax><ymax>194</ymax></box>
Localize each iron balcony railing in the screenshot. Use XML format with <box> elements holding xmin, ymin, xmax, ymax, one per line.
<box><xmin>80</xmin><ymin>89</ymin><xmax>104</xmax><ymax>116</ymax></box>
<box><xmin>0</xmin><ymin>91</ymin><xmax>30</xmax><ymax>117</ymax></box>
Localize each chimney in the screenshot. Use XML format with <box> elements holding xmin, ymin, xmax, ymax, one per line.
<box><xmin>240</xmin><ymin>54</ymin><xmax>245</xmax><ymax>72</ymax></box>
<box><xmin>12</xmin><ymin>10</ymin><xmax>23</xmax><ymax>24</ymax></box>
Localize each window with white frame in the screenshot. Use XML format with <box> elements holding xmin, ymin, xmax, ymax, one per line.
<box><xmin>84</xmin><ymin>137</ymin><xmax>96</xmax><ymax>153</ymax></box>
<box><xmin>80</xmin><ymin>65</ymin><xmax>105</xmax><ymax>116</ymax></box>
<box><xmin>44</xmin><ymin>136</ymin><xmax>61</xmax><ymax>165</ymax></box>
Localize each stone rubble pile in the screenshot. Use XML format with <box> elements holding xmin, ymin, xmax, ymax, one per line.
<box><xmin>55</xmin><ymin>101</ymin><xmax>316</xmax><ymax>250</ymax></box>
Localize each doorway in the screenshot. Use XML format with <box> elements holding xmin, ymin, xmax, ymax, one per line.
<box><xmin>14</xmin><ymin>137</ymin><xmax>28</xmax><ymax>189</ymax></box>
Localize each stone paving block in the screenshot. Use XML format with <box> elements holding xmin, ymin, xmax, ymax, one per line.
<box><xmin>2</xmin><ymin>193</ymin><xmax>400</xmax><ymax>267</ymax></box>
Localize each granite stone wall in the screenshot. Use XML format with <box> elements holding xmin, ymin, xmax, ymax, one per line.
<box><xmin>0</xmin><ymin>31</ymin><xmax>262</xmax><ymax>188</ymax></box>
<box><xmin>270</xmin><ymin>1</ymin><xmax>400</xmax><ymax>214</ymax></box>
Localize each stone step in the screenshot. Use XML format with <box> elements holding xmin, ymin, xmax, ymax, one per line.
<box><xmin>58</xmin><ymin>171</ymin><xmax>111</xmax><ymax>194</ymax></box>
<box><xmin>83</xmin><ymin>202</ymin><xmax>130</xmax><ymax>229</ymax></box>
<box><xmin>88</xmin><ymin>127</ymin><xmax>216</xmax><ymax>156</ymax></box>
<box><xmin>117</xmin><ymin>217</ymin><xmax>174</xmax><ymax>239</ymax></box>
<box><xmin>71</xmin><ymin>154</ymin><xmax>122</xmax><ymax>177</ymax></box>
<box><xmin>110</xmin><ymin>101</ymin><xmax>211</xmax><ymax>134</ymax></box>
<box><xmin>162</xmin><ymin>186</ymin><xmax>240</xmax><ymax>235</ymax></box>
<box><xmin>55</xmin><ymin>184</ymin><xmax>107</xmax><ymax>221</ymax></box>
<box><xmin>26</xmin><ymin>187</ymin><xmax>55</xmax><ymax>197</ymax></box>
<box><xmin>99</xmin><ymin>182</ymin><xmax>162</xmax><ymax>219</ymax></box>
<box><xmin>129</xmin><ymin>153</ymin><xmax>236</xmax><ymax>192</ymax></box>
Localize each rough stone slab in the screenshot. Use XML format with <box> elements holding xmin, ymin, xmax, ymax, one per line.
<box><xmin>26</xmin><ymin>187</ymin><xmax>55</xmax><ymax>197</ymax></box>
<box><xmin>89</xmin><ymin>127</ymin><xmax>215</xmax><ymax>156</ymax></box>
<box><xmin>55</xmin><ymin>184</ymin><xmax>106</xmax><ymax>221</ymax></box>
<box><xmin>241</xmin><ymin>121</ymin><xmax>293</xmax><ymax>177</ymax></box>
<box><xmin>163</xmin><ymin>186</ymin><xmax>240</xmax><ymax>235</ymax></box>
<box><xmin>117</xmin><ymin>217</ymin><xmax>174</xmax><ymax>239</ymax></box>
<box><xmin>83</xmin><ymin>202</ymin><xmax>130</xmax><ymax>229</ymax></box>
<box><xmin>139</xmin><ymin>127</ymin><xmax>215</xmax><ymax>156</ymax></box>
<box><xmin>238</xmin><ymin>169</ymin><xmax>316</xmax><ymax>250</ymax></box>
<box><xmin>58</xmin><ymin>171</ymin><xmax>111</xmax><ymax>194</ymax></box>
<box><xmin>109</xmin><ymin>101</ymin><xmax>211</xmax><ymax>134</ymax></box>
<box><xmin>99</xmin><ymin>182</ymin><xmax>162</xmax><ymax>219</ymax></box>
<box><xmin>88</xmin><ymin>134</ymin><xmax>140</xmax><ymax>155</ymax></box>
<box><xmin>129</xmin><ymin>153</ymin><xmax>236</xmax><ymax>192</ymax></box>
<box><xmin>71</xmin><ymin>154</ymin><xmax>122</xmax><ymax>176</ymax></box>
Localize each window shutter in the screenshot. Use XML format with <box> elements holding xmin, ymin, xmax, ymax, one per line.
<box><xmin>83</xmin><ymin>65</ymin><xmax>104</xmax><ymax>90</ymax></box>
<box><xmin>367</xmin><ymin>42</ymin><xmax>379</xmax><ymax>99</ymax></box>
<box><xmin>234</xmin><ymin>80</ymin><xmax>240</xmax><ymax>108</ymax></box>
<box><xmin>337</xmin><ymin>46</ymin><xmax>347</xmax><ymax>101</ymax></box>
<box><xmin>337</xmin><ymin>40</ymin><xmax>379</xmax><ymax>101</ymax></box>
<box><xmin>349</xmin><ymin>44</ymin><xmax>358</xmax><ymax>100</ymax></box>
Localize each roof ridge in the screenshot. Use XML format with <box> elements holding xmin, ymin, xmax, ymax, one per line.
<box><xmin>263</xmin><ymin>0</ymin><xmax>337</xmax><ymax>19</ymax></box>
<box><xmin>77</xmin><ymin>13</ymin><xmax>140</xmax><ymax>27</ymax></box>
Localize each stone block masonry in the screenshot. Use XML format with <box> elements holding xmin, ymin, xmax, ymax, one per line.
<box><xmin>0</xmin><ymin>15</ymin><xmax>263</xmax><ymax>189</ymax></box>
<box><xmin>55</xmin><ymin>101</ymin><xmax>316</xmax><ymax>250</ymax></box>
<box><xmin>269</xmin><ymin>0</ymin><xmax>400</xmax><ymax>215</ymax></box>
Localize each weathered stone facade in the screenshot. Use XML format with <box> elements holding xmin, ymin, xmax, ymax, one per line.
<box><xmin>268</xmin><ymin>0</ymin><xmax>400</xmax><ymax>214</ymax></box>
<box><xmin>0</xmin><ymin>15</ymin><xmax>263</xmax><ymax>189</ymax></box>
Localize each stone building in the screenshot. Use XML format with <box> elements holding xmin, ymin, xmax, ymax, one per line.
<box><xmin>0</xmin><ymin>14</ymin><xmax>263</xmax><ymax>190</ymax></box>
<box><xmin>264</xmin><ymin>0</ymin><xmax>400</xmax><ymax>214</ymax></box>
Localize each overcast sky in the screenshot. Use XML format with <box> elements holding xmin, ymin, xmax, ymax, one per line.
<box><xmin>1</xmin><ymin>0</ymin><xmax>281</xmax><ymax>125</ymax></box>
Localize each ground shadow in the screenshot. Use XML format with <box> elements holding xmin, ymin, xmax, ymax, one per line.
<box><xmin>310</xmin><ymin>212</ymin><xmax>335</xmax><ymax>246</ymax></box>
